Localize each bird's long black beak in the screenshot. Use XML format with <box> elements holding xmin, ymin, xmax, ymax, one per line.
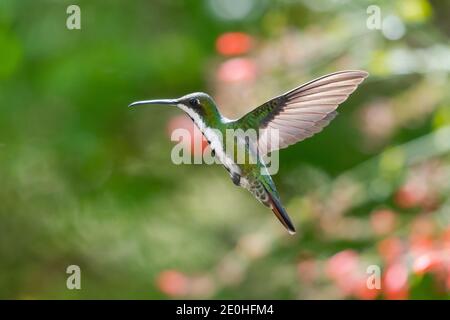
<box><xmin>128</xmin><ymin>99</ymin><xmax>179</xmax><ymax>108</ymax></box>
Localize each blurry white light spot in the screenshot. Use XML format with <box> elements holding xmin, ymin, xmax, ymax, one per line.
<box><xmin>382</xmin><ymin>15</ymin><xmax>405</xmax><ymax>40</ymax></box>
<box><xmin>422</xmin><ymin>45</ymin><xmax>450</xmax><ymax>72</ymax></box>
<box><xmin>208</xmin><ymin>0</ymin><xmax>255</xmax><ymax>21</ymax></box>
<box><xmin>388</xmin><ymin>48</ymin><xmax>419</xmax><ymax>74</ymax></box>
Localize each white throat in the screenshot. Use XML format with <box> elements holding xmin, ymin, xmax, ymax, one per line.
<box><xmin>177</xmin><ymin>104</ymin><xmax>241</xmax><ymax>176</ymax></box>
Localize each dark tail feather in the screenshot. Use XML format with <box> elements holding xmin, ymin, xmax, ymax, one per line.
<box><xmin>263</xmin><ymin>186</ymin><xmax>296</xmax><ymax>235</ymax></box>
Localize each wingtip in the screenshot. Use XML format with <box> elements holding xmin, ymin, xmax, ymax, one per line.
<box><xmin>360</xmin><ymin>70</ymin><xmax>370</xmax><ymax>78</ymax></box>
<box><xmin>352</xmin><ymin>70</ymin><xmax>370</xmax><ymax>78</ymax></box>
<box><xmin>341</xmin><ymin>69</ymin><xmax>369</xmax><ymax>78</ymax></box>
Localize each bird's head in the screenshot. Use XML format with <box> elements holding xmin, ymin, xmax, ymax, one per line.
<box><xmin>129</xmin><ymin>92</ymin><xmax>219</xmax><ymax>123</ymax></box>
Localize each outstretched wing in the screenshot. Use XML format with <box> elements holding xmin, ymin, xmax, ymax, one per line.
<box><xmin>234</xmin><ymin>70</ymin><xmax>368</xmax><ymax>155</ymax></box>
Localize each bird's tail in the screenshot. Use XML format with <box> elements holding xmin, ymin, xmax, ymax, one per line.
<box><xmin>263</xmin><ymin>185</ymin><xmax>296</xmax><ymax>235</ymax></box>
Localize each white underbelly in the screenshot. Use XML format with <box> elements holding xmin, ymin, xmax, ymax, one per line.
<box><xmin>203</xmin><ymin>127</ymin><xmax>241</xmax><ymax>176</ymax></box>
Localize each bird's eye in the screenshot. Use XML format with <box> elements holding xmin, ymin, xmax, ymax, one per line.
<box><xmin>189</xmin><ymin>98</ymin><xmax>200</xmax><ymax>107</ymax></box>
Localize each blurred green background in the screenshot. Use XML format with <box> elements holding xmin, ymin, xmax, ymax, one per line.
<box><xmin>0</xmin><ymin>0</ymin><xmax>449</xmax><ymax>299</ymax></box>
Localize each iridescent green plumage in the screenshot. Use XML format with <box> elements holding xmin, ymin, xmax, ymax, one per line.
<box><xmin>130</xmin><ymin>70</ymin><xmax>368</xmax><ymax>234</ymax></box>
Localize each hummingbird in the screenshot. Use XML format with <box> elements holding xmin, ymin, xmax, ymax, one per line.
<box><xmin>129</xmin><ymin>70</ymin><xmax>368</xmax><ymax>234</ymax></box>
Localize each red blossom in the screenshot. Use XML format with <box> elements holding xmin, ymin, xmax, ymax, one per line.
<box><xmin>443</xmin><ymin>226</ymin><xmax>450</xmax><ymax>250</ymax></box>
<box><xmin>354</xmin><ymin>277</ymin><xmax>380</xmax><ymax>300</ymax></box>
<box><xmin>377</xmin><ymin>237</ymin><xmax>404</xmax><ymax>264</ymax></box>
<box><xmin>216</xmin><ymin>58</ymin><xmax>257</xmax><ymax>83</ymax></box>
<box><xmin>326</xmin><ymin>250</ymin><xmax>361</xmax><ymax>295</ymax></box>
<box><xmin>216</xmin><ymin>32</ymin><xmax>254</xmax><ymax>56</ymax></box>
<box><xmin>156</xmin><ymin>270</ymin><xmax>189</xmax><ymax>297</ymax></box>
<box><xmin>394</xmin><ymin>182</ymin><xmax>427</xmax><ymax>209</ymax></box>
<box><xmin>370</xmin><ymin>209</ymin><xmax>397</xmax><ymax>236</ymax></box>
<box><xmin>383</xmin><ymin>263</ymin><xmax>409</xmax><ymax>300</ymax></box>
<box><xmin>446</xmin><ymin>272</ymin><xmax>450</xmax><ymax>291</ymax></box>
<box><xmin>326</xmin><ymin>250</ymin><xmax>359</xmax><ymax>280</ymax></box>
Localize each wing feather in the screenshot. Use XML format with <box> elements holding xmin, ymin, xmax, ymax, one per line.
<box><xmin>234</xmin><ymin>70</ymin><xmax>368</xmax><ymax>155</ymax></box>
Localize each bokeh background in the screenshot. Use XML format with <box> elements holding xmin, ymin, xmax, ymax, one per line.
<box><xmin>1</xmin><ymin>0</ymin><xmax>449</xmax><ymax>299</ymax></box>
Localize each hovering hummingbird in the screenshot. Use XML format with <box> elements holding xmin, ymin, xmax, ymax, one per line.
<box><xmin>129</xmin><ymin>70</ymin><xmax>368</xmax><ymax>234</ymax></box>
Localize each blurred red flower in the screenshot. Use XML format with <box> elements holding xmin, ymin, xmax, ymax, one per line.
<box><xmin>326</xmin><ymin>250</ymin><xmax>360</xmax><ymax>295</ymax></box>
<box><xmin>326</xmin><ymin>250</ymin><xmax>359</xmax><ymax>280</ymax></box>
<box><xmin>443</xmin><ymin>226</ymin><xmax>450</xmax><ymax>250</ymax></box>
<box><xmin>377</xmin><ymin>237</ymin><xmax>404</xmax><ymax>264</ymax></box>
<box><xmin>409</xmin><ymin>217</ymin><xmax>435</xmax><ymax>256</ymax></box>
<box><xmin>394</xmin><ymin>182</ymin><xmax>427</xmax><ymax>209</ymax></box>
<box><xmin>383</xmin><ymin>263</ymin><xmax>409</xmax><ymax>300</ymax></box>
<box><xmin>156</xmin><ymin>270</ymin><xmax>189</xmax><ymax>297</ymax></box>
<box><xmin>217</xmin><ymin>58</ymin><xmax>257</xmax><ymax>83</ymax></box>
<box><xmin>410</xmin><ymin>235</ymin><xmax>434</xmax><ymax>257</ymax></box>
<box><xmin>216</xmin><ymin>32</ymin><xmax>254</xmax><ymax>56</ymax></box>
<box><xmin>370</xmin><ymin>209</ymin><xmax>397</xmax><ymax>236</ymax></box>
<box><xmin>354</xmin><ymin>277</ymin><xmax>380</xmax><ymax>300</ymax></box>
<box><xmin>447</xmin><ymin>272</ymin><xmax>450</xmax><ymax>291</ymax></box>
<box><xmin>326</xmin><ymin>250</ymin><xmax>380</xmax><ymax>299</ymax></box>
